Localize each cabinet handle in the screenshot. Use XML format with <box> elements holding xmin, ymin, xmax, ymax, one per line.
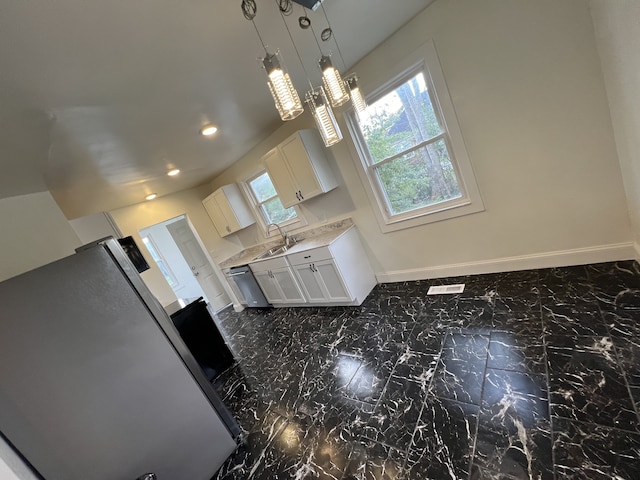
<box><xmin>298</xmin><ymin>190</ymin><xmax>304</xmax><ymax>200</ymax></box>
<box><xmin>295</xmin><ymin>192</ymin><xmax>300</xmax><ymax>201</ymax></box>
<box><xmin>303</xmin><ymin>255</ymin><xmax>311</xmax><ymax>259</ymax></box>
<box><xmin>226</xmin><ymin>225</ymin><xmax>231</xmax><ymax>233</ymax></box>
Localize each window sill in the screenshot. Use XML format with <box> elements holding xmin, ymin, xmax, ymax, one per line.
<box><xmin>377</xmin><ymin>199</ymin><xmax>485</xmax><ymax>233</ymax></box>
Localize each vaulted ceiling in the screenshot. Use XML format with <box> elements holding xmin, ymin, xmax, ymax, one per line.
<box><xmin>0</xmin><ymin>0</ymin><xmax>433</xmax><ymax>218</ymax></box>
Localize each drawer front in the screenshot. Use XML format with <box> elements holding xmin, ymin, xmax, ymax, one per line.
<box><xmin>287</xmin><ymin>247</ymin><xmax>333</xmax><ymax>266</ymax></box>
<box><xmin>249</xmin><ymin>255</ymin><xmax>289</xmax><ymax>272</ymax></box>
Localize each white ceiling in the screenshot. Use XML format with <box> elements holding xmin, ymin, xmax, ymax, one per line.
<box><xmin>0</xmin><ymin>0</ymin><xmax>433</xmax><ymax>218</ymax></box>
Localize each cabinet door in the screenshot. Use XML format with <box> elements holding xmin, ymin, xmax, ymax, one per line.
<box><xmin>203</xmin><ymin>194</ymin><xmax>229</xmax><ymax>237</ymax></box>
<box><xmin>293</xmin><ymin>263</ymin><xmax>328</xmax><ymax>303</ymax></box>
<box><xmin>315</xmin><ymin>260</ymin><xmax>351</xmax><ymax>302</ymax></box>
<box><xmin>272</xmin><ymin>267</ymin><xmax>306</xmax><ymax>303</ymax></box>
<box><xmin>253</xmin><ymin>271</ymin><xmax>283</xmax><ymax>303</ymax></box>
<box><xmin>280</xmin><ymin>133</ymin><xmax>322</xmax><ymax>201</ymax></box>
<box><xmin>264</xmin><ymin>147</ymin><xmax>299</xmax><ymax>208</ymax></box>
<box><xmin>214</xmin><ymin>190</ymin><xmax>240</xmax><ymax>233</ymax></box>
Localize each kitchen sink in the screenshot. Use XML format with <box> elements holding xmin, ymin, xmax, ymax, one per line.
<box><xmin>253</xmin><ymin>244</ymin><xmax>289</xmax><ymax>260</ymax></box>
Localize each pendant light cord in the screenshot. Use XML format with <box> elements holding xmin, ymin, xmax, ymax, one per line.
<box><xmin>279</xmin><ymin>1</ymin><xmax>314</xmax><ymax>89</ymax></box>
<box><xmin>251</xmin><ymin>20</ymin><xmax>269</xmax><ymax>55</ymax></box>
<box><xmin>320</xmin><ymin>3</ymin><xmax>347</xmax><ymax>71</ymax></box>
<box><xmin>242</xmin><ymin>0</ymin><xmax>268</xmax><ymax>55</ymax></box>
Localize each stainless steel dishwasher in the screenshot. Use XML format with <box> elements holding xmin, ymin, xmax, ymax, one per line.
<box><xmin>228</xmin><ymin>265</ymin><xmax>271</xmax><ymax>307</ymax></box>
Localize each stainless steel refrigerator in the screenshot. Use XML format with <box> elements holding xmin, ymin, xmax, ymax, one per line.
<box><xmin>0</xmin><ymin>238</ymin><xmax>239</xmax><ymax>480</ymax></box>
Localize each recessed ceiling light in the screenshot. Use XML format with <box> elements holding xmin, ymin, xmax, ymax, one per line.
<box><xmin>167</xmin><ymin>168</ymin><xmax>180</xmax><ymax>176</ymax></box>
<box><xmin>200</xmin><ymin>124</ymin><xmax>218</xmax><ymax>136</ymax></box>
<box><xmin>145</xmin><ymin>193</ymin><xmax>157</xmax><ymax>201</ymax></box>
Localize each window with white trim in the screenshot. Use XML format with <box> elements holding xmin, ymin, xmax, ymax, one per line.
<box><xmin>141</xmin><ymin>235</ymin><xmax>178</xmax><ymax>287</ymax></box>
<box><xmin>346</xmin><ymin>42</ymin><xmax>483</xmax><ymax>231</ymax></box>
<box><xmin>245</xmin><ymin>170</ymin><xmax>303</xmax><ymax>230</ymax></box>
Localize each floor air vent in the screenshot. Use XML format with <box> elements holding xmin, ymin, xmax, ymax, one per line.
<box><xmin>427</xmin><ymin>284</ymin><xmax>465</xmax><ymax>295</ymax></box>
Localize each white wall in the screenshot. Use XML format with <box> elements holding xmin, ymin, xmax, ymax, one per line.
<box><xmin>0</xmin><ymin>191</ymin><xmax>80</xmax><ymax>282</ymax></box>
<box><xmin>69</xmin><ymin>212</ymin><xmax>122</xmax><ymax>244</ymax></box>
<box><xmin>205</xmin><ymin>0</ymin><xmax>632</xmax><ymax>279</ymax></box>
<box><xmin>590</xmin><ymin>0</ymin><xmax>640</xmax><ymax>261</ymax></box>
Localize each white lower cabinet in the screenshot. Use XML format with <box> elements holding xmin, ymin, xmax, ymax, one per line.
<box><xmin>248</xmin><ymin>226</ymin><xmax>376</xmax><ymax>307</ymax></box>
<box><xmin>250</xmin><ymin>257</ymin><xmax>305</xmax><ymax>305</ymax></box>
<box><xmin>292</xmin><ymin>260</ymin><xmax>350</xmax><ymax>303</ymax></box>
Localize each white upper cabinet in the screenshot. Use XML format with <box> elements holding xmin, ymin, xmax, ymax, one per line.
<box><xmin>263</xmin><ymin>130</ymin><xmax>338</xmax><ymax>208</ymax></box>
<box><xmin>203</xmin><ymin>184</ymin><xmax>255</xmax><ymax>237</ymax></box>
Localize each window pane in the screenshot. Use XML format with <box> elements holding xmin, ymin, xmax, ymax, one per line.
<box><xmin>359</xmin><ymin>72</ymin><xmax>443</xmax><ymax>164</ymax></box>
<box><xmin>249</xmin><ymin>172</ymin><xmax>277</xmax><ymax>202</ymax></box>
<box><xmin>375</xmin><ymin>138</ymin><xmax>461</xmax><ymax>215</ymax></box>
<box><xmin>261</xmin><ymin>197</ymin><xmax>297</xmax><ymax>224</ymax></box>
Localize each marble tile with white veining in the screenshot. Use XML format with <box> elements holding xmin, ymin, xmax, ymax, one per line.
<box><xmin>487</xmin><ymin>332</ymin><xmax>547</xmax><ymax>375</ymax></box>
<box><xmin>546</xmin><ymin>335</ymin><xmax>638</xmax><ymax>431</ymax></box>
<box><xmin>363</xmin><ymin>375</ymin><xmax>427</xmax><ymax>451</ymax></box>
<box><xmin>342</xmin><ymin>440</ymin><xmax>406</xmax><ymax>480</ymax></box>
<box><xmin>404</xmin><ymin>395</ymin><xmax>479</xmax><ymax>480</ymax></box>
<box><xmin>473</xmin><ymin>369</ymin><xmax>553</xmax><ymax>479</ymax></box>
<box><xmin>553</xmin><ymin>416</ymin><xmax>640</xmax><ymax>480</ymax></box>
<box><xmin>612</xmin><ymin>336</ymin><xmax>640</xmax><ymax>386</ymax></box>
<box><xmin>542</xmin><ymin>303</ymin><xmax>608</xmax><ymax>337</ymax></box>
<box><xmin>603</xmin><ymin>309</ymin><xmax>640</xmax><ymax>339</ymax></box>
<box><xmin>491</xmin><ymin>310</ymin><xmax>544</xmax><ymax>337</ymax></box>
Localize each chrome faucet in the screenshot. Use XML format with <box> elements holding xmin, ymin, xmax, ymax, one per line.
<box><xmin>266</xmin><ymin>223</ymin><xmax>292</xmax><ymax>247</ymax></box>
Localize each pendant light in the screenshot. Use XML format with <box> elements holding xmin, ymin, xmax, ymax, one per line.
<box><xmin>280</xmin><ymin>1</ymin><xmax>342</xmax><ymax>147</ymax></box>
<box><xmin>318</xmin><ymin>54</ymin><xmax>350</xmax><ymax>107</ymax></box>
<box><xmin>306</xmin><ymin>86</ymin><xmax>343</xmax><ymax>147</ymax></box>
<box><xmin>345</xmin><ymin>73</ymin><xmax>367</xmax><ymax>116</ymax></box>
<box><xmin>242</xmin><ymin>0</ymin><xmax>303</xmax><ymax>122</ymax></box>
<box><xmin>319</xmin><ymin>4</ymin><xmax>368</xmax><ymax>114</ymax></box>
<box><xmin>302</xmin><ymin>11</ymin><xmax>349</xmax><ymax>108</ymax></box>
<box><xmin>262</xmin><ymin>50</ymin><xmax>304</xmax><ymax>121</ymax></box>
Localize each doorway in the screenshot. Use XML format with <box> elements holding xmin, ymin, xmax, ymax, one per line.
<box><xmin>139</xmin><ymin>215</ymin><xmax>231</xmax><ymax>312</ymax></box>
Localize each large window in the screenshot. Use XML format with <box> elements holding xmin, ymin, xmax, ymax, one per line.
<box><xmin>247</xmin><ymin>170</ymin><xmax>298</xmax><ymax>225</ymax></box>
<box><xmin>347</xmin><ymin>42</ymin><xmax>483</xmax><ymax>231</ymax></box>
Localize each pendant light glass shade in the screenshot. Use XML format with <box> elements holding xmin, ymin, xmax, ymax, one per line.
<box><xmin>319</xmin><ymin>55</ymin><xmax>350</xmax><ymax>107</ymax></box>
<box><xmin>262</xmin><ymin>51</ymin><xmax>304</xmax><ymax>121</ymax></box>
<box><xmin>306</xmin><ymin>87</ymin><xmax>342</xmax><ymax>147</ymax></box>
<box><xmin>345</xmin><ymin>73</ymin><xmax>367</xmax><ymax>116</ymax></box>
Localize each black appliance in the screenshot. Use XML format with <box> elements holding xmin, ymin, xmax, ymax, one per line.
<box><xmin>170</xmin><ymin>298</ymin><xmax>235</xmax><ymax>380</ymax></box>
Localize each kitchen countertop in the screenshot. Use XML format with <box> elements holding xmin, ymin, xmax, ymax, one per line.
<box><xmin>219</xmin><ymin>218</ymin><xmax>354</xmax><ymax>270</ymax></box>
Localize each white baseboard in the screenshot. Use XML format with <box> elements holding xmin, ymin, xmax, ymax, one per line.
<box><xmin>376</xmin><ymin>242</ymin><xmax>636</xmax><ymax>283</ymax></box>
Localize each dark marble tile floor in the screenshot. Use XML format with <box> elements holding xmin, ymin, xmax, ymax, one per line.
<box><xmin>211</xmin><ymin>261</ymin><xmax>640</xmax><ymax>479</ymax></box>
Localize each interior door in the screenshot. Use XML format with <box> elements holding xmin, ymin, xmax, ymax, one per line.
<box><xmin>166</xmin><ymin>218</ymin><xmax>230</xmax><ymax>311</ymax></box>
<box><xmin>0</xmin><ymin>247</ymin><xmax>236</xmax><ymax>480</ymax></box>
